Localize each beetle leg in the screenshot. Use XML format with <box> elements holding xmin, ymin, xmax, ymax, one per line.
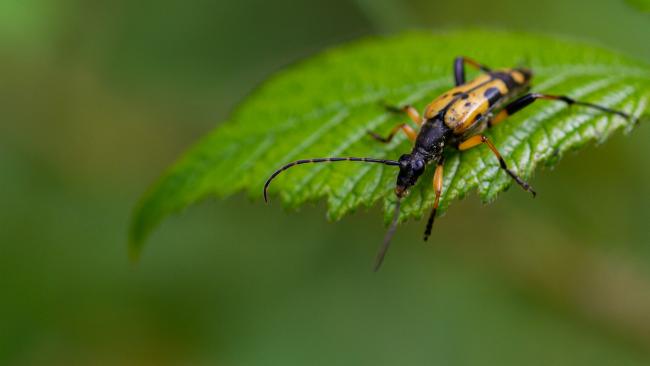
<box><xmin>384</xmin><ymin>104</ymin><xmax>423</xmax><ymax>126</ymax></box>
<box><xmin>424</xmin><ymin>157</ymin><xmax>445</xmax><ymax>241</ymax></box>
<box><xmin>368</xmin><ymin>123</ymin><xmax>417</xmax><ymax>143</ymax></box>
<box><xmin>491</xmin><ymin>93</ymin><xmax>636</xmax><ymax>126</ymax></box>
<box><xmin>458</xmin><ymin>135</ymin><xmax>536</xmax><ymax>197</ymax></box>
<box><xmin>454</xmin><ymin>56</ymin><xmax>492</xmax><ymax>86</ymax></box>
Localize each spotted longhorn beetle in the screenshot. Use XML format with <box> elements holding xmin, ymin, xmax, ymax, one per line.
<box><xmin>264</xmin><ymin>56</ymin><xmax>637</xmax><ymax>271</ymax></box>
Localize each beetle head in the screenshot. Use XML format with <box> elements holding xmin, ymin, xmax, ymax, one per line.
<box><xmin>395</xmin><ymin>153</ymin><xmax>426</xmax><ymax>197</ymax></box>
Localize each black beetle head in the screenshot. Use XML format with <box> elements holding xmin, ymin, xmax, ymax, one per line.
<box><xmin>395</xmin><ymin>154</ymin><xmax>426</xmax><ymax>197</ymax></box>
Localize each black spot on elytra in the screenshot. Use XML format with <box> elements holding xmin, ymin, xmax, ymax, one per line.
<box><xmin>464</xmin><ymin>102</ymin><xmax>471</xmax><ymax>107</ymax></box>
<box><xmin>461</xmin><ymin>93</ymin><xmax>469</xmax><ymax>99</ymax></box>
<box><xmin>452</xmin><ymin>91</ymin><xmax>462</xmax><ymax>96</ymax></box>
<box><xmin>483</xmin><ymin>87</ymin><xmax>501</xmax><ymax>106</ymax></box>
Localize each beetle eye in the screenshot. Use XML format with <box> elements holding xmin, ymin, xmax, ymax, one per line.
<box><xmin>413</xmin><ymin>159</ymin><xmax>425</xmax><ymax>172</ymax></box>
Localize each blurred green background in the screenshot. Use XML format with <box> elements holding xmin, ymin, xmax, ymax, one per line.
<box><xmin>2</xmin><ymin>0</ymin><xmax>650</xmax><ymax>365</ymax></box>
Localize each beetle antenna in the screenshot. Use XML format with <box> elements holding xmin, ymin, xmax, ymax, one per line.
<box><xmin>263</xmin><ymin>157</ymin><xmax>400</xmax><ymax>203</ymax></box>
<box><xmin>373</xmin><ymin>198</ymin><xmax>402</xmax><ymax>272</ymax></box>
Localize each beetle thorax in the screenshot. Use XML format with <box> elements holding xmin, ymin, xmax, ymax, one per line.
<box><xmin>413</xmin><ymin>117</ymin><xmax>450</xmax><ymax>162</ymax></box>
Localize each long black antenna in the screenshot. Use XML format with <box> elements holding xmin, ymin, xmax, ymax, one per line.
<box><xmin>263</xmin><ymin>157</ymin><xmax>400</xmax><ymax>203</ymax></box>
<box><xmin>373</xmin><ymin>199</ymin><xmax>402</xmax><ymax>272</ymax></box>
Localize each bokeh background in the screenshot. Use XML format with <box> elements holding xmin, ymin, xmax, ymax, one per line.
<box><xmin>2</xmin><ymin>0</ymin><xmax>650</xmax><ymax>365</ymax></box>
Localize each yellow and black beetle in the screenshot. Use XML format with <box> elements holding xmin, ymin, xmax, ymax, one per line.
<box><xmin>263</xmin><ymin>56</ymin><xmax>636</xmax><ymax>271</ymax></box>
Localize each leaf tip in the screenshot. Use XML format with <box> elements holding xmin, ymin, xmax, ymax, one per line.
<box><xmin>127</xmin><ymin>191</ymin><xmax>160</xmax><ymax>264</ymax></box>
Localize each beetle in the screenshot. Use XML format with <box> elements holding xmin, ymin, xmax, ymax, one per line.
<box><xmin>263</xmin><ymin>56</ymin><xmax>637</xmax><ymax>271</ymax></box>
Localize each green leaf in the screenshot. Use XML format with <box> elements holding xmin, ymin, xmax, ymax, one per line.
<box><xmin>130</xmin><ymin>30</ymin><xmax>650</xmax><ymax>257</ymax></box>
